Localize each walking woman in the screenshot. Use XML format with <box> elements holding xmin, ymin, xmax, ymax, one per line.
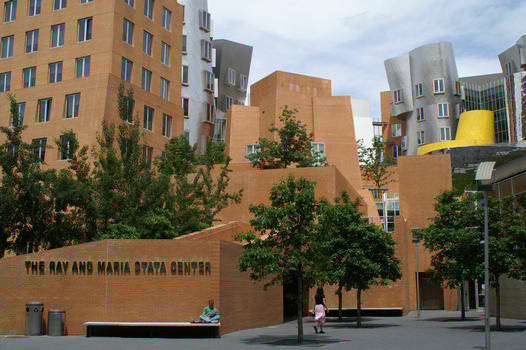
<box><xmin>313</xmin><ymin>287</ymin><xmax>327</xmax><ymax>334</ymax></box>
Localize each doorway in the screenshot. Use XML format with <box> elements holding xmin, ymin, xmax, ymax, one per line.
<box><xmin>419</xmin><ymin>273</ymin><xmax>444</xmax><ymax>309</ymax></box>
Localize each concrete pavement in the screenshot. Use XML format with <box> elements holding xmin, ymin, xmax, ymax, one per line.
<box><xmin>1</xmin><ymin>310</ymin><xmax>525</xmax><ymax>349</ymax></box>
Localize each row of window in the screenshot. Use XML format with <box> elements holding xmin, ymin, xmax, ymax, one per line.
<box><xmin>120</xmin><ymin>57</ymin><xmax>170</xmax><ymax>100</ymax></box>
<box><xmin>142</xmin><ymin>105</ymin><xmax>173</xmax><ymax>138</ymax></box>
<box><xmin>8</xmin><ymin>93</ymin><xmax>80</xmax><ymax>127</ymax></box>
<box><xmin>416</xmin><ymin>128</ymin><xmax>452</xmax><ymax>145</ymax></box>
<box><xmin>225</xmin><ymin>68</ymin><xmax>248</xmax><ymax>91</ymax></box>
<box><xmin>393</xmin><ymin>78</ymin><xmax>462</xmax><ymax>103</ymax></box>
<box><xmin>1</xmin><ymin>17</ymin><xmax>92</xmax><ymax>60</ymax></box>
<box><xmin>3</xmin><ymin>0</ymin><xmax>92</xmax><ymax>23</ymax></box>
<box><xmin>181</xmin><ymin>97</ymin><xmax>214</xmax><ymax>123</ymax></box>
<box><xmin>123</xmin><ymin>0</ymin><xmax>160</xmax><ymax>23</ymax></box>
<box><xmin>0</xmin><ymin>56</ymin><xmax>90</xmax><ymax>92</ymax></box>
<box><xmin>181</xmin><ymin>65</ymin><xmax>214</xmax><ymax>92</ymax></box>
<box><xmin>122</xmin><ymin>18</ymin><xmax>171</xmax><ymax>66</ymax></box>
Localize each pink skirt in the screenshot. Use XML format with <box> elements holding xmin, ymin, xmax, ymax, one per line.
<box><xmin>314</xmin><ymin>304</ymin><xmax>325</xmax><ymax>323</ymax></box>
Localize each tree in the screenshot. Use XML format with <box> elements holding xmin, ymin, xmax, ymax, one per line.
<box><xmin>357</xmin><ymin>137</ymin><xmax>394</xmax><ymax>197</ymax></box>
<box><xmin>247</xmin><ymin>106</ymin><xmax>325</xmax><ymax>169</ymax></box>
<box><xmin>319</xmin><ymin>190</ymin><xmax>402</xmax><ymax>327</ymax></box>
<box><xmin>235</xmin><ymin>175</ymin><xmax>321</xmax><ymax>343</ymax></box>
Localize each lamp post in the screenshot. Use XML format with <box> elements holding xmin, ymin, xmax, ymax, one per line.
<box><xmin>475</xmin><ymin>161</ymin><xmax>495</xmax><ymax>350</ymax></box>
<box><xmin>412</xmin><ymin>228</ymin><xmax>421</xmax><ymax>318</ymax></box>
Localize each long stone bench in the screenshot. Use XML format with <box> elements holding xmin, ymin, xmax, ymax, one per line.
<box><xmin>84</xmin><ymin>321</ymin><xmax>220</xmax><ymax>338</ymax></box>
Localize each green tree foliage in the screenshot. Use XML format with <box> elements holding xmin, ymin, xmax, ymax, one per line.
<box><xmin>357</xmin><ymin>137</ymin><xmax>394</xmax><ymax>193</ymax></box>
<box><xmin>319</xmin><ymin>190</ymin><xmax>402</xmax><ymax>327</ymax></box>
<box><xmin>236</xmin><ymin>175</ymin><xmax>321</xmax><ymax>343</ymax></box>
<box><xmin>246</xmin><ymin>106</ymin><xmax>325</xmax><ymax>169</ymax></box>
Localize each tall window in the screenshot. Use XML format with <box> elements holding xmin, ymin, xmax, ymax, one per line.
<box><xmin>32</xmin><ymin>138</ymin><xmax>46</xmax><ymax>161</ymax></box>
<box><xmin>226</xmin><ymin>68</ymin><xmax>236</xmax><ymax>86</ymax></box>
<box><xmin>415</xmin><ymin>83</ymin><xmax>423</xmax><ymax>97</ymax></box>
<box><xmin>141</xmin><ymin>68</ymin><xmax>151</xmax><ymax>92</ymax></box>
<box><xmin>143</xmin><ymin>146</ymin><xmax>153</xmax><ymax>168</ymax></box>
<box><xmin>416</xmin><ymin>107</ymin><xmax>425</xmax><ymax>121</ymax></box>
<box><xmin>78</xmin><ymin>17</ymin><xmax>92</xmax><ymax>42</ymax></box>
<box><xmin>224</xmin><ymin>96</ymin><xmax>233</xmax><ymax>111</ymax></box>
<box><xmin>162</xmin><ymin>114</ymin><xmax>172</xmax><ymax>137</ymax></box>
<box><xmin>433</xmin><ymin>78</ymin><xmax>445</xmax><ymax>93</ymax></box>
<box><xmin>51</xmin><ymin>23</ymin><xmax>65</xmax><ymax>48</ymax></box>
<box><xmin>393</xmin><ymin>89</ymin><xmax>402</xmax><ymax>103</ymax></box>
<box><xmin>239</xmin><ymin>74</ymin><xmax>248</xmax><ymax>91</ymax></box>
<box><xmin>182</xmin><ymin>97</ymin><xmax>189</xmax><ymax>117</ymax></box>
<box><xmin>53</xmin><ymin>0</ymin><xmax>67</xmax><ymax>10</ymax></box>
<box><xmin>144</xmin><ymin>0</ymin><xmax>153</xmax><ymax>19</ymax></box>
<box><xmin>143</xmin><ymin>31</ymin><xmax>152</xmax><ymax>55</ymax></box>
<box><xmin>199</xmin><ymin>10</ymin><xmax>210</xmax><ymax>31</ymax></box>
<box><xmin>206</xmin><ymin>102</ymin><xmax>214</xmax><ymax>123</ymax></box>
<box><xmin>28</xmin><ymin>0</ymin><xmax>40</xmax><ymax>16</ymax></box>
<box><xmin>417</xmin><ymin>130</ymin><xmax>425</xmax><ymax>145</ymax></box>
<box><xmin>311</xmin><ymin>142</ymin><xmax>326</xmax><ymax>166</ymax></box>
<box><xmin>162</xmin><ymin>7</ymin><xmax>171</xmax><ymax>31</ymax></box>
<box><xmin>245</xmin><ymin>144</ymin><xmax>259</xmax><ymax>159</ymax></box>
<box><xmin>121</xmin><ymin>57</ymin><xmax>132</xmax><ymax>82</ymax></box>
<box><xmin>161</xmin><ymin>42</ymin><xmax>170</xmax><ymax>66</ymax></box>
<box><xmin>204</xmin><ymin>71</ymin><xmax>214</xmax><ymax>92</ymax></box>
<box><xmin>66</xmin><ymin>93</ymin><xmax>80</xmax><ymax>118</ymax></box>
<box><xmin>123</xmin><ymin>19</ymin><xmax>134</xmax><ymax>45</ymax></box>
<box><xmin>49</xmin><ymin>62</ymin><xmax>62</xmax><ymax>83</ymax></box>
<box><xmin>16</xmin><ymin>102</ymin><xmax>25</xmax><ymax>124</ymax></box>
<box><xmin>59</xmin><ymin>134</ymin><xmax>74</xmax><ymax>160</ymax></box>
<box><xmin>23</xmin><ymin>66</ymin><xmax>36</xmax><ymax>88</ymax></box>
<box><xmin>124</xmin><ymin>0</ymin><xmax>134</xmax><ymax>7</ymax></box>
<box><xmin>143</xmin><ymin>106</ymin><xmax>153</xmax><ymax>131</ymax></box>
<box><xmin>182</xmin><ymin>35</ymin><xmax>187</xmax><ymax>54</ymax></box>
<box><xmin>160</xmin><ymin>78</ymin><xmax>169</xmax><ymax>100</ymax></box>
<box><xmin>440</xmin><ymin>127</ymin><xmax>451</xmax><ymax>141</ymax></box>
<box><xmin>4</xmin><ymin>1</ymin><xmax>17</xmax><ymax>22</ymax></box>
<box><xmin>38</xmin><ymin>98</ymin><xmax>52</xmax><ymax>122</ymax></box>
<box><xmin>0</xmin><ymin>72</ymin><xmax>10</xmax><ymax>92</ymax></box>
<box><xmin>437</xmin><ymin>103</ymin><xmax>449</xmax><ymax>117</ymax></box>
<box><xmin>75</xmin><ymin>56</ymin><xmax>90</xmax><ymax>78</ymax></box>
<box><xmin>25</xmin><ymin>30</ymin><xmax>39</xmax><ymax>53</ymax></box>
<box><xmin>391</xmin><ymin>123</ymin><xmax>402</xmax><ymax>137</ymax></box>
<box><xmin>201</xmin><ymin>39</ymin><xmax>212</xmax><ymax>61</ymax></box>
<box><xmin>181</xmin><ymin>65</ymin><xmax>189</xmax><ymax>85</ymax></box>
<box><xmin>1</xmin><ymin>35</ymin><xmax>14</xmax><ymax>58</ymax></box>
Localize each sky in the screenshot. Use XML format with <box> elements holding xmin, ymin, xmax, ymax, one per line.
<box><xmin>209</xmin><ymin>0</ymin><xmax>526</xmax><ymax>119</ymax></box>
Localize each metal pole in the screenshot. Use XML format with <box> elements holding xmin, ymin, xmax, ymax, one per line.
<box><xmin>416</xmin><ymin>241</ymin><xmax>420</xmax><ymax>318</ymax></box>
<box><xmin>484</xmin><ymin>191</ymin><xmax>491</xmax><ymax>350</ymax></box>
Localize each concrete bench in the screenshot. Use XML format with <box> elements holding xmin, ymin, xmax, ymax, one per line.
<box><xmin>84</xmin><ymin>321</ymin><xmax>220</xmax><ymax>338</ymax></box>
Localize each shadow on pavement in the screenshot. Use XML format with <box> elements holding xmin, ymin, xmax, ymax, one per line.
<box><xmin>446</xmin><ymin>324</ymin><xmax>526</xmax><ymax>332</ymax></box>
<box><xmin>241</xmin><ymin>335</ymin><xmax>349</xmax><ymax>347</ymax></box>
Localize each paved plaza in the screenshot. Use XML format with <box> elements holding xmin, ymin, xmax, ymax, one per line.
<box><xmin>1</xmin><ymin>310</ymin><xmax>525</xmax><ymax>350</ymax></box>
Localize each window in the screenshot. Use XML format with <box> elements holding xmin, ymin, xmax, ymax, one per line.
<box><xmin>142</xmin><ymin>31</ymin><xmax>152</xmax><ymax>55</ymax></box>
<box><xmin>144</xmin><ymin>0</ymin><xmax>153</xmax><ymax>19</ymax></box>
<box><xmin>505</xmin><ymin>62</ymin><xmax>512</xmax><ymax>76</ymax></box>
<box><xmin>199</xmin><ymin>10</ymin><xmax>211</xmax><ymax>31</ymax></box>
<box><xmin>32</xmin><ymin>138</ymin><xmax>46</xmax><ymax>161</ymax></box>
<box><xmin>143</xmin><ymin>106</ymin><xmax>153</xmax><ymax>131</ymax></box>
<box><xmin>415</xmin><ymin>83</ymin><xmax>423</xmax><ymax>97</ymax></box>
<box><xmin>53</xmin><ymin>0</ymin><xmax>67</xmax><ymax>10</ymax></box>
<box><xmin>181</xmin><ymin>65</ymin><xmax>189</xmax><ymax>85</ymax></box>
<box><xmin>433</xmin><ymin>78</ymin><xmax>445</xmax><ymax>93</ymax></box>
<box><xmin>437</xmin><ymin>103</ymin><xmax>449</xmax><ymax>117</ymax></box>
<box><xmin>66</xmin><ymin>93</ymin><xmax>80</xmax><ymax>118</ymax></box>
<box><xmin>121</xmin><ymin>57</ymin><xmax>132</xmax><ymax>82</ymax></box>
<box><xmin>51</xmin><ymin>23</ymin><xmax>65</xmax><ymax>48</ymax></box>
<box><xmin>455</xmin><ymin>81</ymin><xmax>462</xmax><ymax>96</ymax></box>
<box><xmin>1</xmin><ymin>35</ymin><xmax>13</xmax><ymax>58</ymax></box>
<box><xmin>213</xmin><ymin>118</ymin><xmax>226</xmax><ymax>143</ymax></box>
<box><xmin>160</xmin><ymin>78</ymin><xmax>169</xmax><ymax>100</ymax></box>
<box><xmin>162</xmin><ymin>114</ymin><xmax>171</xmax><ymax>138</ymax></box>
<box><xmin>78</xmin><ymin>17</ymin><xmax>92</xmax><ymax>42</ymax></box>
<box><xmin>141</xmin><ymin>68</ymin><xmax>151</xmax><ymax>91</ymax></box>
<box><xmin>15</xmin><ymin>102</ymin><xmax>25</xmax><ymax>124</ymax></box>
<box><xmin>4</xmin><ymin>1</ymin><xmax>17</xmax><ymax>22</ymax></box>
<box><xmin>416</xmin><ymin>107</ymin><xmax>425</xmax><ymax>121</ymax></box>
<box><xmin>182</xmin><ymin>35</ymin><xmax>187</xmax><ymax>54</ymax></box>
<box><xmin>224</xmin><ymin>96</ymin><xmax>233</xmax><ymax>111</ymax></box>
<box><xmin>143</xmin><ymin>146</ymin><xmax>153</xmax><ymax>168</ymax></box>
<box><xmin>440</xmin><ymin>127</ymin><xmax>451</xmax><ymax>141</ymax></box>
<box><xmin>239</xmin><ymin>74</ymin><xmax>248</xmax><ymax>91</ymax></box>
<box><xmin>38</xmin><ymin>98</ymin><xmax>52</xmax><ymax>122</ymax></box>
<box><xmin>393</xmin><ymin>89</ymin><xmax>402</xmax><ymax>103</ymax></box>
<box><xmin>162</xmin><ymin>7</ymin><xmax>171</xmax><ymax>31</ymax></box>
<box><xmin>23</xmin><ymin>66</ymin><xmax>36</xmax><ymax>88</ymax></box>
<box><xmin>311</xmin><ymin>142</ymin><xmax>326</xmax><ymax>166</ymax></box>
<box><xmin>59</xmin><ymin>134</ymin><xmax>74</xmax><ymax>160</ymax></box>
<box><xmin>182</xmin><ymin>97</ymin><xmax>189</xmax><ymax>117</ymax></box>
<box><xmin>204</xmin><ymin>71</ymin><xmax>214</xmax><ymax>92</ymax></box>
<box><xmin>28</xmin><ymin>0</ymin><xmax>40</xmax><ymax>16</ymax></box>
<box><xmin>206</xmin><ymin>102</ymin><xmax>214</xmax><ymax>123</ymax></box>
<box><xmin>392</xmin><ymin>144</ymin><xmax>403</xmax><ymax>159</ymax></box>
<box><xmin>0</xmin><ymin>72</ymin><xmax>10</xmax><ymax>92</ymax></box>
<box><xmin>75</xmin><ymin>56</ymin><xmax>90</xmax><ymax>78</ymax></box>
<box><xmin>417</xmin><ymin>130</ymin><xmax>425</xmax><ymax>145</ymax></box>
<box><xmin>391</xmin><ymin>123</ymin><xmax>402</xmax><ymax>137</ymax></box>
<box><xmin>245</xmin><ymin>144</ymin><xmax>259</xmax><ymax>159</ymax></box>
<box><xmin>161</xmin><ymin>41</ymin><xmax>170</xmax><ymax>65</ymax></box>
<box><xmin>124</xmin><ymin>0</ymin><xmax>134</xmax><ymax>7</ymax></box>
<box><xmin>25</xmin><ymin>29</ymin><xmax>39</xmax><ymax>53</ymax></box>
<box><xmin>123</xmin><ymin>19</ymin><xmax>133</xmax><ymax>45</ymax></box>
<box><xmin>80</xmin><ymin>0</ymin><xmax>93</xmax><ymax>4</ymax></box>
<box><xmin>201</xmin><ymin>39</ymin><xmax>212</xmax><ymax>61</ymax></box>
<box><xmin>122</xmin><ymin>97</ymin><xmax>134</xmax><ymax>123</ymax></box>
<box><xmin>226</xmin><ymin>68</ymin><xmax>236</xmax><ymax>86</ymax></box>
<box><xmin>49</xmin><ymin>62</ymin><xmax>62</xmax><ymax>83</ymax></box>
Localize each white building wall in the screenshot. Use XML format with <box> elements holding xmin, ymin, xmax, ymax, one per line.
<box><xmin>351</xmin><ymin>98</ymin><xmax>374</xmax><ymax>149</ymax></box>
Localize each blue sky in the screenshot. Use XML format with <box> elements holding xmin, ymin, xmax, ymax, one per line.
<box><xmin>209</xmin><ymin>0</ymin><xmax>526</xmax><ymax>119</ymax></box>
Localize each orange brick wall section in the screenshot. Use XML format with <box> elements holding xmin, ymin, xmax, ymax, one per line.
<box><xmin>0</xmin><ymin>239</ymin><xmax>281</xmax><ymax>335</ymax></box>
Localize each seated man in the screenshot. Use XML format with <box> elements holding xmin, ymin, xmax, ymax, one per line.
<box><xmin>199</xmin><ymin>299</ymin><xmax>220</xmax><ymax>323</ymax></box>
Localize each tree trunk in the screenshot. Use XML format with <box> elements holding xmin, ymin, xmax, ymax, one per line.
<box><xmin>297</xmin><ymin>273</ymin><xmax>303</xmax><ymax>344</ymax></box>
<box><xmin>338</xmin><ymin>285</ymin><xmax>343</xmax><ymax>322</ymax></box>
<box><xmin>460</xmin><ymin>282</ymin><xmax>466</xmax><ymax>321</ymax></box>
<box><xmin>496</xmin><ymin>275</ymin><xmax>501</xmax><ymax>330</ymax></box>
<box><xmin>356</xmin><ymin>288</ymin><xmax>362</xmax><ymax>328</ymax></box>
